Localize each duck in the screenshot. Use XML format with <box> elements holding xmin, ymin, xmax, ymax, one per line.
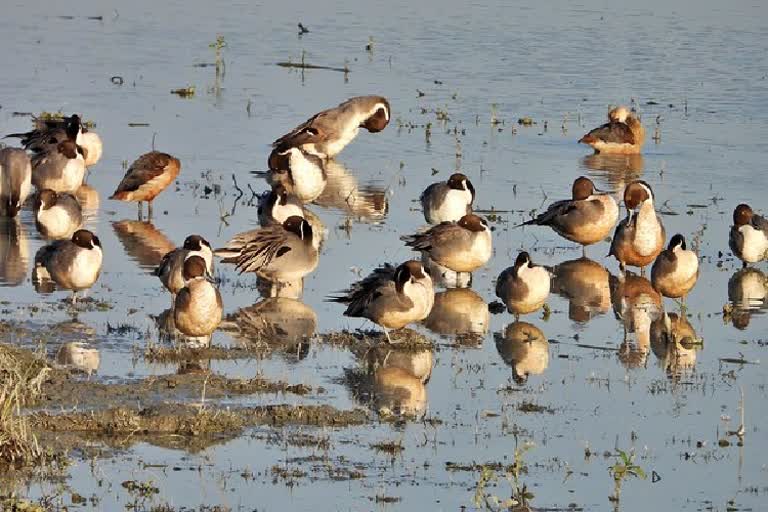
<box><xmin>519</xmin><ymin>176</ymin><xmax>618</xmax><ymax>252</ymax></box>
<box><xmin>328</xmin><ymin>260</ymin><xmax>434</xmax><ymax>343</ymax></box>
<box><xmin>272</xmin><ymin>95</ymin><xmax>390</xmax><ymax>159</ymax></box>
<box><xmin>579</xmin><ymin>105</ymin><xmax>645</xmax><ymax>154</ymax></box>
<box><xmin>110</xmin><ymin>151</ymin><xmax>181</xmax><ymax>219</ymax></box>
<box><xmin>33</xmin><ymin>229</ymin><xmax>102</xmax><ymax>303</ymax></box>
<box><xmin>56</xmin><ymin>342</ymin><xmax>100</xmax><ymax>376</ymax></box>
<box><xmin>609</xmin><ymin>180</ymin><xmax>665</xmax><ymax>272</ymax></box>
<box><xmin>650</xmin><ymin>312</ymin><xmax>699</xmax><ymax>378</ymax></box>
<box><xmin>6</xmin><ymin>114</ymin><xmax>83</xmax><ymax>152</ymax></box>
<box><xmin>496</xmin><ymin>251</ymin><xmax>551</xmax><ymax>318</ymax></box>
<box><xmin>216</xmin><ymin>215</ymin><xmax>319</xmax><ymax>285</ymax></box>
<box><xmin>727</xmin><ymin>267</ymin><xmax>768</xmax><ymax>330</ymax></box>
<box><xmin>420</xmin><ymin>173</ymin><xmax>475</xmax><ymax>224</ymax></box>
<box><xmin>610</xmin><ymin>272</ymin><xmax>663</xmax><ymax>368</ymax></box>
<box><xmin>154</xmin><ymin>235</ymin><xmax>214</xmax><ymax>297</ymax></box>
<box><xmin>173</xmin><ymin>255</ymin><xmax>223</xmax><ymax>338</ymax></box>
<box><xmin>34</xmin><ymin>189</ymin><xmax>83</xmax><ymax>239</ymax></box>
<box><xmin>729</xmin><ymin>203</ymin><xmax>768</xmax><ymax>266</ymax></box>
<box><xmin>314</xmin><ymin>160</ymin><xmax>388</xmax><ymax>222</ymax></box>
<box><xmin>0</xmin><ymin>148</ymin><xmax>32</xmax><ymax>217</ymax></box>
<box><xmin>31</xmin><ymin>140</ymin><xmax>86</xmax><ymax>193</ymax></box>
<box><xmin>551</xmin><ymin>257</ymin><xmax>612</xmax><ymax>323</ymax></box>
<box><xmin>651</xmin><ymin>234</ymin><xmax>699</xmax><ymax>299</ymax></box>
<box><xmin>79</xmin><ymin>129</ymin><xmax>103</xmax><ymax>167</ymax></box>
<box><xmin>266</xmin><ymin>146</ymin><xmax>327</xmax><ymax>203</ymax></box>
<box><xmin>401</xmin><ymin>213</ymin><xmax>492</xmax><ymax>274</ymax></box>
<box><xmin>258</xmin><ymin>184</ymin><xmax>305</xmax><ymax>226</ymax></box>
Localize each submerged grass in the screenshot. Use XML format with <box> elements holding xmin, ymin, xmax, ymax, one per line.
<box><xmin>0</xmin><ymin>344</ymin><xmax>49</xmax><ymax>466</ymax></box>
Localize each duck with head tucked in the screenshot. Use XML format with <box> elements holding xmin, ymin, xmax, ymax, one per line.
<box><xmin>729</xmin><ymin>203</ymin><xmax>768</xmax><ymax>266</ymax></box>
<box><xmin>579</xmin><ymin>105</ymin><xmax>645</xmax><ymax>154</ymax></box>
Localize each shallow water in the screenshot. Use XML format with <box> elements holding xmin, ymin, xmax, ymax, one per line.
<box><xmin>2</xmin><ymin>0</ymin><xmax>768</xmax><ymax>510</ymax></box>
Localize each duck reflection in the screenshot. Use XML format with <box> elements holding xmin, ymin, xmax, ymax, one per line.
<box><xmin>422</xmin><ymin>253</ymin><xmax>472</xmax><ymax>289</ymax></box>
<box><xmin>112</xmin><ymin>219</ymin><xmax>177</xmax><ymax>270</ymax></box>
<box><xmin>651</xmin><ymin>312</ymin><xmax>699</xmax><ymax>378</ymax></box>
<box><xmin>580</xmin><ymin>153</ymin><xmax>644</xmax><ymax>194</ymax></box>
<box><xmin>314</xmin><ymin>161</ymin><xmax>388</xmax><ymax>223</ymax></box>
<box><xmin>551</xmin><ymin>257</ymin><xmax>612</xmax><ymax>323</ymax></box>
<box><xmin>345</xmin><ymin>346</ymin><xmax>433</xmax><ymax>419</ymax></box>
<box><xmin>55</xmin><ymin>341</ymin><xmax>100</xmax><ymax>376</ymax></box>
<box><xmin>74</xmin><ymin>184</ymin><xmax>100</xmax><ymax>221</ymax></box>
<box><xmin>221</xmin><ymin>297</ymin><xmax>317</xmax><ymax>346</ymax></box>
<box><xmin>423</xmin><ymin>288</ymin><xmax>489</xmax><ymax>338</ymax></box>
<box><xmin>610</xmin><ymin>272</ymin><xmax>663</xmax><ymax>369</ymax></box>
<box><xmin>0</xmin><ymin>218</ymin><xmax>29</xmax><ymax>287</ymax></box>
<box><xmin>727</xmin><ymin>267</ymin><xmax>768</xmax><ymax>330</ymax></box>
<box><xmin>495</xmin><ymin>322</ymin><xmax>549</xmax><ymax>384</ymax></box>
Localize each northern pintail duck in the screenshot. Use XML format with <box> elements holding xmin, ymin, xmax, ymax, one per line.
<box><xmin>6</xmin><ymin>114</ymin><xmax>82</xmax><ymax>152</ymax></box>
<box><xmin>423</xmin><ymin>288</ymin><xmax>489</xmax><ymax>337</ymax></box>
<box><xmin>31</xmin><ymin>140</ymin><xmax>86</xmax><ymax>193</ymax></box>
<box><xmin>520</xmin><ymin>176</ymin><xmax>618</xmax><ymax>251</ymax></box>
<box><xmin>610</xmin><ymin>272</ymin><xmax>662</xmax><ymax>367</ymax></box>
<box><xmin>729</xmin><ymin>203</ymin><xmax>768</xmax><ymax>266</ymax></box>
<box><xmin>420</xmin><ymin>173</ymin><xmax>475</xmax><ymax>224</ymax></box>
<box><xmin>401</xmin><ymin>213</ymin><xmax>492</xmax><ymax>273</ymax></box>
<box><xmin>34</xmin><ymin>189</ymin><xmax>83</xmax><ymax>239</ymax></box>
<box><xmin>272</xmin><ymin>95</ymin><xmax>390</xmax><ymax>159</ymax></box>
<box><xmin>551</xmin><ymin>257</ymin><xmax>612</xmax><ymax>323</ymax></box>
<box><xmin>33</xmin><ymin>229</ymin><xmax>102</xmax><ymax>303</ymax></box>
<box><xmin>110</xmin><ymin>151</ymin><xmax>181</xmax><ymax>219</ymax></box>
<box><xmin>174</xmin><ymin>255</ymin><xmax>223</xmax><ymax>338</ymax></box>
<box><xmin>266</xmin><ymin>146</ymin><xmax>327</xmax><ymax>203</ymax></box>
<box><xmin>329</xmin><ymin>260</ymin><xmax>434</xmax><ymax>343</ymax></box>
<box><xmin>496</xmin><ymin>251</ymin><xmax>551</xmax><ymax>317</ymax></box>
<box><xmin>609</xmin><ymin>180</ymin><xmax>665</xmax><ymax>272</ymax></box>
<box><xmin>651</xmin><ymin>234</ymin><xmax>699</xmax><ymax>299</ymax></box>
<box><xmin>494</xmin><ymin>321</ymin><xmax>549</xmax><ymax>384</ymax></box>
<box><xmin>56</xmin><ymin>342</ymin><xmax>100</xmax><ymax>376</ymax></box>
<box><xmin>0</xmin><ymin>148</ymin><xmax>32</xmax><ymax>217</ymax></box>
<box><xmin>155</xmin><ymin>235</ymin><xmax>214</xmax><ymax>297</ymax></box>
<box><xmin>216</xmin><ymin>215</ymin><xmax>319</xmax><ymax>285</ymax></box>
<box><xmin>579</xmin><ymin>106</ymin><xmax>645</xmax><ymax>154</ymax></box>
<box><xmin>373</xmin><ymin>366</ymin><xmax>428</xmax><ymax>418</ymax></box>
<box><xmin>258</xmin><ymin>184</ymin><xmax>305</xmax><ymax>226</ymax></box>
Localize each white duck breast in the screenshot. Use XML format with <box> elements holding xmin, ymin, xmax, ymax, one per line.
<box><xmin>289</xmin><ymin>150</ymin><xmax>325</xmax><ymax>201</ymax></box>
<box><xmin>36</xmin><ymin>194</ymin><xmax>83</xmax><ymax>239</ymax></box>
<box><xmin>633</xmin><ymin>202</ymin><xmax>663</xmax><ymax>256</ymax></box>
<box><xmin>739</xmin><ymin>225</ymin><xmax>768</xmax><ymax>263</ymax></box>
<box><xmin>425</xmin><ymin>188</ymin><xmax>473</xmax><ymax>224</ymax></box>
<box><xmin>67</xmin><ymin>245</ymin><xmax>103</xmax><ymax>289</ymax></box>
<box><xmin>32</xmin><ymin>147</ymin><xmax>86</xmax><ymax>193</ymax></box>
<box><xmin>517</xmin><ymin>264</ymin><xmax>551</xmax><ymax>307</ymax></box>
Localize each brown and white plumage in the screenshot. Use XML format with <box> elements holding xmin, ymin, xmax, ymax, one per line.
<box><xmin>0</xmin><ymin>148</ymin><xmax>32</xmax><ymax>217</ymax></box>
<box><xmin>402</xmin><ymin>214</ymin><xmax>492</xmax><ymax>273</ymax></box>
<box><xmin>216</xmin><ymin>215</ymin><xmax>318</xmax><ymax>283</ymax></box>
<box><xmin>496</xmin><ymin>252</ymin><xmax>551</xmax><ymax>317</ymax></box>
<box><xmin>420</xmin><ymin>173</ymin><xmax>475</xmax><ymax>224</ymax></box>
<box><xmin>6</xmin><ymin>114</ymin><xmax>83</xmax><ymax>153</ymax></box>
<box><xmin>266</xmin><ymin>147</ymin><xmax>327</xmax><ymax>202</ymax></box>
<box><xmin>314</xmin><ymin>160</ymin><xmax>388</xmax><ymax>222</ymax></box>
<box><xmin>494</xmin><ymin>321</ymin><xmax>549</xmax><ymax>384</ymax></box>
<box><xmin>258</xmin><ymin>184</ymin><xmax>305</xmax><ymax>226</ymax></box>
<box><xmin>33</xmin><ymin>229</ymin><xmax>102</xmax><ymax>302</ymax></box>
<box><xmin>519</xmin><ymin>176</ymin><xmax>618</xmax><ymax>247</ymax></box>
<box><xmin>729</xmin><ymin>203</ymin><xmax>768</xmax><ymax>265</ymax></box>
<box><xmin>651</xmin><ymin>234</ymin><xmax>699</xmax><ymax>299</ymax></box>
<box><xmin>110</xmin><ymin>151</ymin><xmax>180</xmax><ymax>217</ymax></box>
<box><xmin>329</xmin><ymin>260</ymin><xmax>434</xmax><ymax>342</ymax></box>
<box><xmin>610</xmin><ymin>180</ymin><xmax>665</xmax><ymax>271</ymax></box>
<box><xmin>423</xmin><ymin>288</ymin><xmax>489</xmax><ymax>336</ymax></box>
<box><xmin>174</xmin><ymin>256</ymin><xmax>222</xmax><ymax>338</ymax></box>
<box><xmin>111</xmin><ymin>220</ymin><xmax>176</xmax><ymax>269</ymax></box>
<box><xmin>273</xmin><ymin>95</ymin><xmax>390</xmax><ymax>159</ymax></box>
<box><xmin>155</xmin><ymin>235</ymin><xmax>214</xmax><ymax>296</ymax></box>
<box><xmin>551</xmin><ymin>257</ymin><xmax>612</xmax><ymax>323</ymax></box>
<box><xmin>34</xmin><ymin>189</ymin><xmax>82</xmax><ymax>239</ymax></box>
<box><xmin>221</xmin><ymin>297</ymin><xmax>317</xmax><ymax>343</ymax></box>
<box><xmin>579</xmin><ymin>106</ymin><xmax>645</xmax><ymax>154</ymax></box>
<box><xmin>31</xmin><ymin>140</ymin><xmax>86</xmax><ymax>193</ymax></box>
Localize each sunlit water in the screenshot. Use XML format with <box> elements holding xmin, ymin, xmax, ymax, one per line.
<box><xmin>1</xmin><ymin>0</ymin><xmax>768</xmax><ymax>510</ymax></box>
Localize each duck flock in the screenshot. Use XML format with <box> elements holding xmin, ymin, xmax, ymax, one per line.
<box><xmin>0</xmin><ymin>96</ymin><xmax>766</xmax><ymax>345</ymax></box>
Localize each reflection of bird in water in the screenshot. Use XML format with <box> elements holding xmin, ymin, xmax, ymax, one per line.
<box><xmin>423</xmin><ymin>288</ymin><xmax>489</xmax><ymax>337</ymax></box>
<box><xmin>494</xmin><ymin>322</ymin><xmax>549</xmax><ymax>384</ymax></box>
<box><xmin>0</xmin><ymin>217</ymin><xmax>29</xmax><ymax>287</ymax></box>
<box><xmin>551</xmin><ymin>257</ymin><xmax>612</xmax><ymax>323</ymax></box>
<box><xmin>256</xmin><ymin>276</ymin><xmax>304</xmax><ymax>299</ymax></box>
<box><xmin>727</xmin><ymin>267</ymin><xmax>768</xmax><ymax>330</ymax></box>
<box><xmin>314</xmin><ymin>160</ymin><xmax>388</xmax><ymax>223</ymax></box>
<box><xmin>55</xmin><ymin>342</ymin><xmax>100</xmax><ymax>376</ymax></box>
<box><xmin>610</xmin><ymin>272</ymin><xmax>663</xmax><ymax>369</ymax></box>
<box><xmin>345</xmin><ymin>346</ymin><xmax>432</xmax><ymax>418</ymax></box>
<box><xmin>650</xmin><ymin>312</ymin><xmax>699</xmax><ymax>378</ymax></box>
<box><xmin>112</xmin><ymin>220</ymin><xmax>177</xmax><ymax>270</ymax></box>
<box><xmin>74</xmin><ymin>184</ymin><xmax>100</xmax><ymax>221</ymax></box>
<box><xmin>496</xmin><ymin>252</ymin><xmax>551</xmax><ymax>318</ymax></box>
<box><xmin>221</xmin><ymin>297</ymin><xmax>317</xmax><ymax>345</ymax></box>
<box><xmin>580</xmin><ymin>153</ymin><xmax>644</xmax><ymax>195</ymax></box>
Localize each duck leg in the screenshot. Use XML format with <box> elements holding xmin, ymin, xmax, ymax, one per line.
<box><xmin>138</xmin><ymin>201</ymin><xmax>144</xmax><ymax>221</ymax></box>
<box><xmin>148</xmin><ymin>200</ymin><xmax>154</xmax><ymax>220</ymax></box>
